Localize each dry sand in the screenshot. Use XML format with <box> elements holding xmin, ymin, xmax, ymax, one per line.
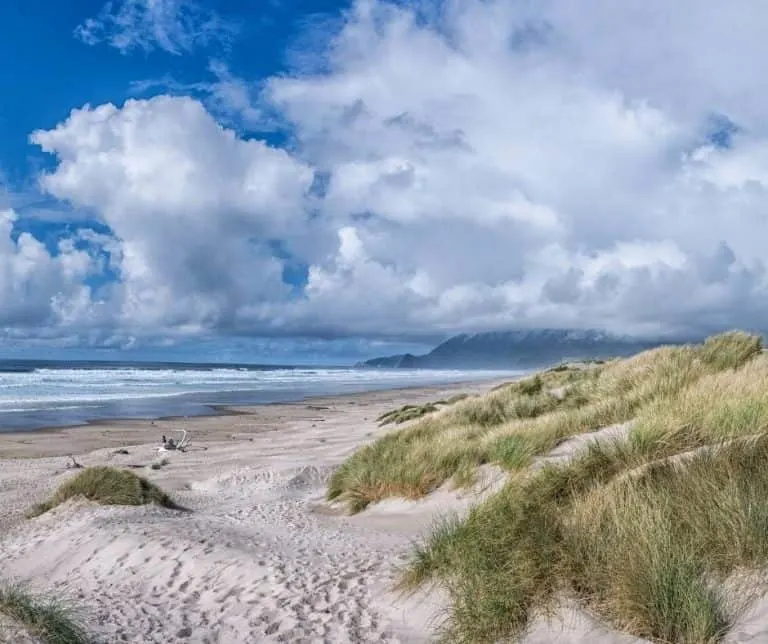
<box><xmin>0</xmin><ymin>381</ymin><xmax>503</xmax><ymax>643</ymax></box>
<box><xmin>2</xmin><ymin>381</ymin><xmax>768</xmax><ymax>643</ymax></box>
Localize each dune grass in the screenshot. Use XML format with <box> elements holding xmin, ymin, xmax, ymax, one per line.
<box><xmin>0</xmin><ymin>584</ymin><xmax>89</xmax><ymax>644</ymax></box>
<box><xmin>328</xmin><ymin>330</ymin><xmax>768</xmax><ymax>641</ymax></box>
<box><xmin>327</xmin><ymin>370</ymin><xmax>599</xmax><ymax>510</ymax></box>
<box><xmin>630</xmin><ymin>354</ymin><xmax>768</xmax><ymax>459</ymax></box>
<box><xmin>328</xmin><ymin>331</ymin><xmax>763</xmax><ymax>512</ymax></box>
<box><xmin>377</xmin><ymin>403</ymin><xmax>441</xmax><ymax>426</ymax></box>
<box><xmin>28</xmin><ymin>466</ymin><xmax>180</xmax><ymax>518</ymax></box>
<box><xmin>405</xmin><ymin>434</ymin><xmax>768</xmax><ymax>643</ymax></box>
<box><xmin>384</xmin><ymin>331</ymin><xmax>768</xmax><ymax>643</ymax></box>
<box><xmin>377</xmin><ymin>394</ymin><xmax>471</xmax><ymax>426</ymax></box>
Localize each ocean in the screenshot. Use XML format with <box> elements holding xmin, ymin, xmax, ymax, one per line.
<box><xmin>0</xmin><ymin>360</ymin><xmax>519</xmax><ymax>432</ymax></box>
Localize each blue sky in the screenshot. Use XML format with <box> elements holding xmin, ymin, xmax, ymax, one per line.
<box><xmin>0</xmin><ymin>1</ymin><xmax>348</xmax><ymax>176</ymax></box>
<box><xmin>1</xmin><ymin>0</ymin><xmax>768</xmax><ymax>364</ymax></box>
<box><xmin>0</xmin><ymin>0</ymin><xmax>431</xmax><ymax>364</ymax></box>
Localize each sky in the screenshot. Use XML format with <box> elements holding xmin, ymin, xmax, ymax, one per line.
<box><xmin>1</xmin><ymin>0</ymin><xmax>768</xmax><ymax>364</ymax></box>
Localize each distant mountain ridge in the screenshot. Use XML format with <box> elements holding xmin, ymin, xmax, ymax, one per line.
<box><xmin>356</xmin><ymin>329</ymin><xmax>670</xmax><ymax>369</ymax></box>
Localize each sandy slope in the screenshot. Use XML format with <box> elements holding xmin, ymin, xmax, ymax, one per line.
<box><xmin>0</xmin><ymin>383</ymin><xmax>496</xmax><ymax>643</ymax></box>
<box><xmin>2</xmin><ymin>382</ymin><xmax>768</xmax><ymax>643</ymax></box>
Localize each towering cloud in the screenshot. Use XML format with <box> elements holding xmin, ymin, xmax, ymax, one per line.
<box><xmin>17</xmin><ymin>0</ymin><xmax>768</xmax><ymax>345</ymax></box>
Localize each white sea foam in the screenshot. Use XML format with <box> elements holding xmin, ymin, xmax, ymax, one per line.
<box><xmin>0</xmin><ymin>366</ymin><xmax>519</xmax><ymax>414</ymax></box>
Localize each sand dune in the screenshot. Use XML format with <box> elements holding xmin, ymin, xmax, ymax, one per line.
<box><xmin>0</xmin><ymin>383</ymin><xmax>491</xmax><ymax>643</ymax></box>
<box><xmin>4</xmin><ymin>382</ymin><xmax>767</xmax><ymax>642</ymax></box>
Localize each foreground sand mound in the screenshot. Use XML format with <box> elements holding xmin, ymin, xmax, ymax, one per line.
<box><xmin>28</xmin><ymin>466</ymin><xmax>180</xmax><ymax>518</ymax></box>
<box><xmin>1</xmin><ymin>380</ymin><xmax>507</xmax><ymax>642</ymax></box>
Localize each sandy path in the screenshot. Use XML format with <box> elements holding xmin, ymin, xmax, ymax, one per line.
<box><xmin>0</xmin><ymin>381</ymin><xmax>500</xmax><ymax>643</ymax></box>
<box><xmin>3</xmin><ymin>471</ymin><xmax>417</xmax><ymax>643</ymax></box>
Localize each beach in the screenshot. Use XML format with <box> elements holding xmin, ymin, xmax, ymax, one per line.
<box><xmin>6</xmin><ymin>353</ymin><xmax>768</xmax><ymax>643</ymax></box>
<box><xmin>0</xmin><ymin>378</ymin><xmax>509</xmax><ymax>643</ymax></box>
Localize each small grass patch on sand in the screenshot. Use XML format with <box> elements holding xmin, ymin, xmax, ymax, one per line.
<box><xmin>0</xmin><ymin>584</ymin><xmax>89</xmax><ymax>644</ymax></box>
<box><xmin>376</xmin><ymin>394</ymin><xmax>471</xmax><ymax>426</ymax></box>
<box><xmin>28</xmin><ymin>466</ymin><xmax>180</xmax><ymax>517</ymax></box>
<box><xmin>377</xmin><ymin>403</ymin><xmax>441</xmax><ymax>426</ymax></box>
<box><xmin>149</xmin><ymin>457</ymin><xmax>170</xmax><ymax>470</ymax></box>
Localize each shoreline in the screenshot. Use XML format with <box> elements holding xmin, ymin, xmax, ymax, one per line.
<box><xmin>0</xmin><ymin>376</ymin><xmax>515</xmax><ymax>459</ymax></box>
<box><xmin>0</xmin><ymin>371</ymin><xmax>517</xmax><ymax>436</ymax></box>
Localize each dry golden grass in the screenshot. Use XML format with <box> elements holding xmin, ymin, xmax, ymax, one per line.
<box><xmin>631</xmin><ymin>355</ymin><xmax>768</xmax><ymax>458</ymax></box>
<box><xmin>328</xmin><ymin>331</ymin><xmax>762</xmax><ymax>512</ymax></box>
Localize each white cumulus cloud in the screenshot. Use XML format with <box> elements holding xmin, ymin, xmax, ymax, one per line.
<box><xmin>20</xmin><ymin>0</ymin><xmax>768</xmax><ymax>345</ymax></box>
<box><xmin>0</xmin><ymin>210</ymin><xmax>99</xmax><ymax>331</ymax></box>
<box><xmin>32</xmin><ymin>96</ymin><xmax>315</xmax><ymax>336</ymax></box>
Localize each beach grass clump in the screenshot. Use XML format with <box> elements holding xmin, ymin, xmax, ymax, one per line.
<box><xmin>28</xmin><ymin>466</ymin><xmax>179</xmax><ymax>517</ymax></box>
<box><xmin>697</xmin><ymin>330</ymin><xmax>763</xmax><ymax>371</ymax></box>
<box><xmin>327</xmin><ymin>377</ymin><xmax>571</xmax><ymax>510</ymax></box>
<box><xmin>330</xmin><ymin>332</ymin><xmax>764</xmax><ymax>513</ymax></box>
<box><xmin>546</xmin><ymin>362</ymin><xmax>596</xmax><ymax>374</ymax></box>
<box><xmin>447</xmin><ymin>381</ymin><xmax>574</xmax><ymax>427</ymax></box>
<box><xmin>560</xmin><ymin>436</ymin><xmax>768</xmax><ymax>641</ymax></box>
<box><xmin>630</xmin><ymin>354</ymin><xmax>768</xmax><ymax>459</ymax></box>
<box><xmin>485</xmin><ymin>433</ymin><xmax>536</xmax><ymax>469</ymax></box>
<box><xmin>404</xmin><ymin>434</ymin><xmax>768</xmax><ymax>643</ymax></box>
<box><xmin>376</xmin><ymin>394</ymin><xmax>472</xmax><ymax>426</ymax></box>
<box><xmin>0</xmin><ymin>584</ymin><xmax>89</xmax><ymax>644</ymax></box>
<box><xmin>149</xmin><ymin>457</ymin><xmax>170</xmax><ymax>470</ymax></box>
<box><xmin>441</xmin><ymin>393</ymin><xmax>472</xmax><ymax>405</ymax></box>
<box><xmin>326</xmin><ymin>422</ymin><xmax>489</xmax><ymax>511</ymax></box>
<box><xmin>377</xmin><ymin>403</ymin><xmax>441</xmax><ymax>426</ymax></box>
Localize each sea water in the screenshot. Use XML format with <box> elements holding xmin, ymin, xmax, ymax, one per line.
<box><xmin>0</xmin><ymin>360</ymin><xmax>519</xmax><ymax>431</ymax></box>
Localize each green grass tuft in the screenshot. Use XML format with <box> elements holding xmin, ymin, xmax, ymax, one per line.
<box><xmin>518</xmin><ymin>375</ymin><xmax>544</xmax><ymax>395</ymax></box>
<box><xmin>0</xmin><ymin>584</ymin><xmax>89</xmax><ymax>644</ymax></box>
<box><xmin>376</xmin><ymin>394</ymin><xmax>470</xmax><ymax>426</ymax></box>
<box><xmin>486</xmin><ymin>434</ymin><xmax>533</xmax><ymax>469</ymax></box>
<box><xmin>697</xmin><ymin>330</ymin><xmax>763</xmax><ymax>371</ymax></box>
<box><xmin>28</xmin><ymin>466</ymin><xmax>181</xmax><ymax>517</ymax></box>
<box><xmin>377</xmin><ymin>403</ymin><xmax>440</xmax><ymax>426</ymax></box>
<box><xmin>398</xmin><ymin>513</ymin><xmax>468</xmax><ymax>591</ymax></box>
